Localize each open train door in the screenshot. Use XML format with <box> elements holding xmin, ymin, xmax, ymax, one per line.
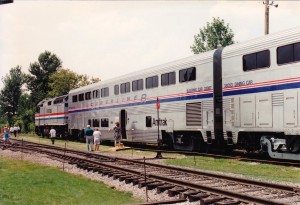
<box><xmin>120</xmin><ymin>109</ymin><xmax>127</xmax><ymax>139</ymax></box>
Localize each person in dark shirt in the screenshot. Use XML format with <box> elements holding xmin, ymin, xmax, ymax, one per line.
<box><xmin>84</xmin><ymin>125</ymin><xmax>94</xmax><ymax>151</ymax></box>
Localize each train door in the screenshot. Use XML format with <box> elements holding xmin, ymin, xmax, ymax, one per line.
<box><xmin>256</xmin><ymin>94</ymin><xmax>272</xmax><ymax>128</ymax></box>
<box><xmin>240</xmin><ymin>95</ymin><xmax>255</xmax><ymax>127</ymax></box>
<box><xmin>284</xmin><ymin>90</ymin><xmax>298</xmax><ymax>127</ymax></box>
<box><xmin>120</xmin><ymin>109</ymin><xmax>127</xmax><ymax>139</ymax></box>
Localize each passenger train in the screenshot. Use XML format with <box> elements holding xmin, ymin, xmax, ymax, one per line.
<box><xmin>35</xmin><ymin>27</ymin><xmax>300</xmax><ymax>161</ymax></box>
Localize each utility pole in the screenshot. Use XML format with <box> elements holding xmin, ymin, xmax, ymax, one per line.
<box><xmin>263</xmin><ymin>0</ymin><xmax>278</xmax><ymax>35</ymax></box>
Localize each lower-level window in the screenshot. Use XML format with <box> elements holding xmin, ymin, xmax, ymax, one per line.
<box><xmin>93</xmin><ymin>119</ymin><xmax>100</xmax><ymax>127</ymax></box>
<box><xmin>146</xmin><ymin>116</ymin><xmax>152</xmax><ymax>127</ymax></box>
<box><xmin>101</xmin><ymin>118</ymin><xmax>109</xmax><ymax>127</ymax></box>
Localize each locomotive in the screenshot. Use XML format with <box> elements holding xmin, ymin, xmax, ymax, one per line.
<box><xmin>35</xmin><ymin>27</ymin><xmax>300</xmax><ymax>160</ymax></box>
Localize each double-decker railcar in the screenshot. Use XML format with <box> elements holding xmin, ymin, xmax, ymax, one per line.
<box><xmin>222</xmin><ymin>27</ymin><xmax>300</xmax><ymax>160</ymax></box>
<box><xmin>35</xmin><ymin>95</ymin><xmax>68</xmax><ymax>138</ymax></box>
<box><xmin>68</xmin><ymin>51</ymin><xmax>215</xmax><ymax>150</ymax></box>
<box><xmin>35</xmin><ymin>27</ymin><xmax>300</xmax><ymax>160</ymax></box>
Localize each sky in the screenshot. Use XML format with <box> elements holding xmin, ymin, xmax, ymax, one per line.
<box><xmin>1</xmin><ymin>1</ymin><xmax>300</xmax><ymax>89</ymax></box>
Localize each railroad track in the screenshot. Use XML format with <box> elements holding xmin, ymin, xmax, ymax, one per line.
<box><xmin>1</xmin><ymin>139</ymin><xmax>300</xmax><ymax>205</ymax></box>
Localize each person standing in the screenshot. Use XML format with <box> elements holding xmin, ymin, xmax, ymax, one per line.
<box><xmin>84</xmin><ymin>125</ymin><xmax>94</xmax><ymax>151</ymax></box>
<box><xmin>9</xmin><ymin>126</ymin><xmax>14</xmax><ymax>136</ymax></box>
<box><xmin>13</xmin><ymin>125</ymin><xmax>18</xmax><ymax>137</ymax></box>
<box><xmin>113</xmin><ymin>122</ymin><xmax>122</xmax><ymax>147</ymax></box>
<box><xmin>93</xmin><ymin>128</ymin><xmax>101</xmax><ymax>152</ymax></box>
<box><xmin>49</xmin><ymin>127</ymin><xmax>56</xmax><ymax>145</ymax></box>
<box><xmin>4</xmin><ymin>127</ymin><xmax>10</xmax><ymax>144</ymax></box>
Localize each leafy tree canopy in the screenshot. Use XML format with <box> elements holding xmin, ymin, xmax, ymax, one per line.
<box><xmin>191</xmin><ymin>17</ymin><xmax>235</xmax><ymax>54</ymax></box>
<box><xmin>27</xmin><ymin>51</ymin><xmax>62</xmax><ymax>105</ymax></box>
<box><xmin>48</xmin><ymin>68</ymin><xmax>100</xmax><ymax>97</ymax></box>
<box><xmin>0</xmin><ymin>66</ymin><xmax>26</xmax><ymax>125</ymax></box>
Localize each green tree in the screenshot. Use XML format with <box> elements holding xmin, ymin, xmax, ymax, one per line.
<box><xmin>48</xmin><ymin>68</ymin><xmax>100</xmax><ymax>97</ymax></box>
<box><xmin>0</xmin><ymin>66</ymin><xmax>26</xmax><ymax>125</ymax></box>
<box><xmin>27</xmin><ymin>51</ymin><xmax>62</xmax><ymax>105</ymax></box>
<box><xmin>191</xmin><ymin>17</ymin><xmax>235</xmax><ymax>54</ymax></box>
<box><xmin>17</xmin><ymin>93</ymin><xmax>34</xmax><ymax>133</ymax></box>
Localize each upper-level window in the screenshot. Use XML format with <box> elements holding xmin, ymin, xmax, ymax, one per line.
<box><xmin>85</xmin><ymin>92</ymin><xmax>91</xmax><ymax>100</ymax></box>
<box><xmin>146</xmin><ymin>75</ymin><xmax>158</xmax><ymax>89</ymax></box>
<box><xmin>101</xmin><ymin>87</ymin><xmax>109</xmax><ymax>97</ymax></box>
<box><xmin>161</xmin><ymin>71</ymin><xmax>176</xmax><ymax>86</ymax></box>
<box><xmin>114</xmin><ymin>85</ymin><xmax>119</xmax><ymax>95</ymax></box>
<box><xmin>132</xmin><ymin>79</ymin><xmax>143</xmax><ymax>91</ymax></box>
<box><xmin>92</xmin><ymin>90</ymin><xmax>99</xmax><ymax>99</ymax></box>
<box><xmin>72</xmin><ymin>95</ymin><xmax>78</xmax><ymax>103</ymax></box>
<box><xmin>121</xmin><ymin>82</ymin><xmax>130</xmax><ymax>94</ymax></box>
<box><xmin>48</xmin><ymin>101</ymin><xmax>52</xmax><ymax>106</ymax></box>
<box><xmin>79</xmin><ymin>93</ymin><xmax>84</xmax><ymax>102</ymax></box>
<box><xmin>179</xmin><ymin>67</ymin><xmax>196</xmax><ymax>83</ymax></box>
<box><xmin>277</xmin><ymin>42</ymin><xmax>300</xmax><ymax>65</ymax></box>
<box><xmin>243</xmin><ymin>50</ymin><xmax>270</xmax><ymax>71</ymax></box>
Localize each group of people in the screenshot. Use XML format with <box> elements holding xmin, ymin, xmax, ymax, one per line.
<box><xmin>1</xmin><ymin>125</ymin><xmax>21</xmax><ymax>144</ymax></box>
<box><xmin>84</xmin><ymin>122</ymin><xmax>122</xmax><ymax>152</ymax></box>
<box><xmin>1</xmin><ymin>126</ymin><xmax>20</xmax><ymax>138</ymax></box>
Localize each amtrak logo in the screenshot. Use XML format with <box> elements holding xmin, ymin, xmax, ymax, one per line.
<box><xmin>152</xmin><ymin>118</ymin><xmax>167</xmax><ymax>126</ymax></box>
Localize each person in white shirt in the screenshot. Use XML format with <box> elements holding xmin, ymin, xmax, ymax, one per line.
<box><xmin>13</xmin><ymin>126</ymin><xmax>18</xmax><ymax>137</ymax></box>
<box><xmin>49</xmin><ymin>127</ymin><xmax>56</xmax><ymax>145</ymax></box>
<box><xmin>93</xmin><ymin>128</ymin><xmax>101</xmax><ymax>151</ymax></box>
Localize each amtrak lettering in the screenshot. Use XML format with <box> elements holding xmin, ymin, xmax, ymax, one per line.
<box><xmin>152</xmin><ymin>118</ymin><xmax>167</xmax><ymax>126</ymax></box>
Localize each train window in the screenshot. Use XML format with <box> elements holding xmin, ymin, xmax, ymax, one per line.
<box><xmin>121</xmin><ymin>82</ymin><xmax>130</xmax><ymax>94</ymax></box>
<box><xmin>65</xmin><ymin>103</ymin><xmax>68</xmax><ymax>108</ymax></box>
<box><xmin>243</xmin><ymin>50</ymin><xmax>270</xmax><ymax>71</ymax></box>
<box><xmin>295</xmin><ymin>43</ymin><xmax>300</xmax><ymax>61</ymax></box>
<box><xmin>161</xmin><ymin>72</ymin><xmax>176</xmax><ymax>86</ymax></box>
<box><xmin>92</xmin><ymin>90</ymin><xmax>99</xmax><ymax>99</ymax></box>
<box><xmin>101</xmin><ymin>87</ymin><xmax>109</xmax><ymax>97</ymax></box>
<box><xmin>132</xmin><ymin>79</ymin><xmax>143</xmax><ymax>91</ymax></box>
<box><xmin>101</xmin><ymin>118</ymin><xmax>109</xmax><ymax>127</ymax></box>
<box><xmin>277</xmin><ymin>42</ymin><xmax>300</xmax><ymax>65</ymax></box>
<box><xmin>257</xmin><ymin>50</ymin><xmax>270</xmax><ymax>68</ymax></box>
<box><xmin>72</xmin><ymin>95</ymin><xmax>78</xmax><ymax>103</ymax></box>
<box><xmin>85</xmin><ymin>92</ymin><xmax>91</xmax><ymax>100</ymax></box>
<box><xmin>114</xmin><ymin>85</ymin><xmax>119</xmax><ymax>95</ymax></box>
<box><xmin>93</xmin><ymin>119</ymin><xmax>100</xmax><ymax>127</ymax></box>
<box><xmin>179</xmin><ymin>67</ymin><xmax>196</xmax><ymax>83</ymax></box>
<box><xmin>36</xmin><ymin>106</ymin><xmax>40</xmax><ymax>113</ymax></box>
<box><xmin>88</xmin><ymin>119</ymin><xmax>92</xmax><ymax>126</ymax></box>
<box><xmin>48</xmin><ymin>101</ymin><xmax>52</xmax><ymax>106</ymax></box>
<box><xmin>54</xmin><ymin>96</ymin><xmax>64</xmax><ymax>104</ymax></box>
<box><xmin>79</xmin><ymin>93</ymin><xmax>84</xmax><ymax>101</ymax></box>
<box><xmin>146</xmin><ymin>116</ymin><xmax>152</xmax><ymax>127</ymax></box>
<box><xmin>146</xmin><ymin>76</ymin><xmax>158</xmax><ymax>89</ymax></box>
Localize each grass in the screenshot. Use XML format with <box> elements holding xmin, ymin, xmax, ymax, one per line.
<box><xmin>165</xmin><ymin>156</ymin><xmax>300</xmax><ymax>184</ymax></box>
<box><xmin>15</xmin><ymin>134</ymin><xmax>300</xmax><ymax>184</ymax></box>
<box><xmin>0</xmin><ymin>156</ymin><xmax>141</xmax><ymax>205</ymax></box>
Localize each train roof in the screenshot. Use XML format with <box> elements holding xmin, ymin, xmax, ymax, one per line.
<box><xmin>69</xmin><ymin>26</ymin><xmax>300</xmax><ymax>95</ymax></box>
<box><xmin>69</xmin><ymin>49</ymin><xmax>215</xmax><ymax>94</ymax></box>
<box><xmin>37</xmin><ymin>95</ymin><xmax>68</xmax><ymax>106</ymax></box>
<box><xmin>223</xmin><ymin>26</ymin><xmax>300</xmax><ymax>58</ymax></box>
